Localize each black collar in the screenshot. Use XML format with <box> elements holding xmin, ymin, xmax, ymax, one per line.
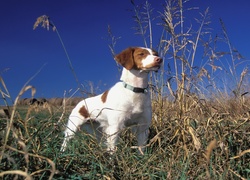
<box><xmin>123</xmin><ymin>82</ymin><xmax>148</xmax><ymax>93</ymax></box>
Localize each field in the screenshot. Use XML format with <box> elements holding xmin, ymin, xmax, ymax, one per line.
<box><xmin>0</xmin><ymin>98</ymin><xmax>250</xmax><ymax>179</ymax></box>
<box><xmin>1</xmin><ymin>0</ymin><xmax>250</xmax><ymax>179</ymax></box>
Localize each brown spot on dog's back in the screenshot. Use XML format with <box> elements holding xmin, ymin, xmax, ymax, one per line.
<box><xmin>101</xmin><ymin>90</ymin><xmax>109</xmax><ymax>103</ymax></box>
<box><xmin>79</xmin><ymin>105</ymin><xmax>90</xmax><ymax>118</ymax></box>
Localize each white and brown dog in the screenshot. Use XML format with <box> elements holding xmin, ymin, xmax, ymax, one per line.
<box><xmin>61</xmin><ymin>47</ymin><xmax>162</xmax><ymax>154</ymax></box>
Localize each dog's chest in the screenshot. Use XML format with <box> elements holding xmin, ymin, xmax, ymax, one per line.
<box><xmin>132</xmin><ymin>95</ymin><xmax>148</xmax><ymax>112</ymax></box>
<box><xmin>119</xmin><ymin>93</ymin><xmax>150</xmax><ymax>126</ymax></box>
<box><xmin>121</xmin><ymin>92</ymin><xmax>151</xmax><ymax>117</ymax></box>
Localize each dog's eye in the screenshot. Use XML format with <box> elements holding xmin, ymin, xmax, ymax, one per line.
<box><xmin>152</xmin><ymin>50</ymin><xmax>158</xmax><ymax>56</ymax></box>
<box><xmin>153</xmin><ymin>52</ymin><xmax>158</xmax><ymax>56</ymax></box>
<box><xmin>139</xmin><ymin>53</ymin><xmax>144</xmax><ymax>56</ymax></box>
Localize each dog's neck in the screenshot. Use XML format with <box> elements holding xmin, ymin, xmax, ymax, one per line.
<box><xmin>120</xmin><ymin>68</ymin><xmax>149</xmax><ymax>89</ymax></box>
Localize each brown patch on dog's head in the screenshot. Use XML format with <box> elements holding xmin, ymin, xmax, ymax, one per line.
<box><xmin>101</xmin><ymin>90</ymin><xmax>109</xmax><ymax>103</ymax></box>
<box><xmin>114</xmin><ymin>47</ymin><xmax>158</xmax><ymax>70</ymax></box>
<box><xmin>79</xmin><ymin>105</ymin><xmax>90</xmax><ymax>118</ymax></box>
<box><xmin>115</xmin><ymin>47</ymin><xmax>135</xmax><ymax>70</ymax></box>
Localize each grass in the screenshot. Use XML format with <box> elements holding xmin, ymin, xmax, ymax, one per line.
<box><xmin>0</xmin><ymin>103</ymin><xmax>249</xmax><ymax>179</ymax></box>
<box><xmin>1</xmin><ymin>0</ymin><xmax>250</xmax><ymax>179</ymax></box>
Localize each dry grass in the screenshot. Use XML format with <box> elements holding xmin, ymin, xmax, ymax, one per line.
<box><xmin>1</xmin><ymin>0</ymin><xmax>250</xmax><ymax>179</ymax></box>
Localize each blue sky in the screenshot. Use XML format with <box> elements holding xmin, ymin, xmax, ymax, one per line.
<box><xmin>1</xmin><ymin>0</ymin><xmax>250</xmax><ymax>103</ymax></box>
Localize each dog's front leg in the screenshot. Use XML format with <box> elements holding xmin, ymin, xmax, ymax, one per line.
<box><xmin>105</xmin><ymin>125</ymin><xmax>120</xmax><ymax>153</ymax></box>
<box><xmin>134</xmin><ymin>124</ymin><xmax>150</xmax><ymax>155</ymax></box>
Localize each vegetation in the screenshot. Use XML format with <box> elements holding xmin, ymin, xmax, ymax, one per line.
<box><xmin>1</xmin><ymin>0</ymin><xmax>250</xmax><ymax>179</ymax></box>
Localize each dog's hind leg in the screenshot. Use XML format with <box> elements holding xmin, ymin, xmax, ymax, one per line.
<box><xmin>60</xmin><ymin>115</ymin><xmax>87</xmax><ymax>152</ymax></box>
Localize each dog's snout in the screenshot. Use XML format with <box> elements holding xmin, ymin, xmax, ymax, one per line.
<box><xmin>154</xmin><ymin>57</ymin><xmax>163</xmax><ymax>64</ymax></box>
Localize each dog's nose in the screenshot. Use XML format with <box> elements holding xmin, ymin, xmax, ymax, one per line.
<box><xmin>155</xmin><ymin>57</ymin><xmax>163</xmax><ymax>64</ymax></box>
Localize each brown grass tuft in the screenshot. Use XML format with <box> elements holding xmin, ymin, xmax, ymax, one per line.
<box><xmin>205</xmin><ymin>139</ymin><xmax>217</xmax><ymax>164</ymax></box>
<box><xmin>33</xmin><ymin>15</ymin><xmax>56</xmax><ymax>31</ymax></box>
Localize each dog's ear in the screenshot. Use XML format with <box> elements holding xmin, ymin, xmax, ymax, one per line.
<box><xmin>114</xmin><ymin>47</ymin><xmax>135</xmax><ymax>70</ymax></box>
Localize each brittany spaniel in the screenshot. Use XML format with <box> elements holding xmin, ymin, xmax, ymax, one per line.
<box><xmin>61</xmin><ymin>47</ymin><xmax>162</xmax><ymax>154</ymax></box>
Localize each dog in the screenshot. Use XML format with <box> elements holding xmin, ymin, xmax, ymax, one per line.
<box><xmin>61</xmin><ymin>47</ymin><xmax>162</xmax><ymax>154</ymax></box>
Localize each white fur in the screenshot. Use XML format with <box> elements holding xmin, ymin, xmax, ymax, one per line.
<box><xmin>61</xmin><ymin>47</ymin><xmax>162</xmax><ymax>154</ymax></box>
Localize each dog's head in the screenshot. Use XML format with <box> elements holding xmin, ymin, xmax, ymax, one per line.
<box><xmin>115</xmin><ymin>47</ymin><xmax>162</xmax><ymax>71</ymax></box>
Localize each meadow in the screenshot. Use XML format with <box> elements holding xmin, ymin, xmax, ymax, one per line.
<box><xmin>1</xmin><ymin>0</ymin><xmax>250</xmax><ymax>179</ymax></box>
